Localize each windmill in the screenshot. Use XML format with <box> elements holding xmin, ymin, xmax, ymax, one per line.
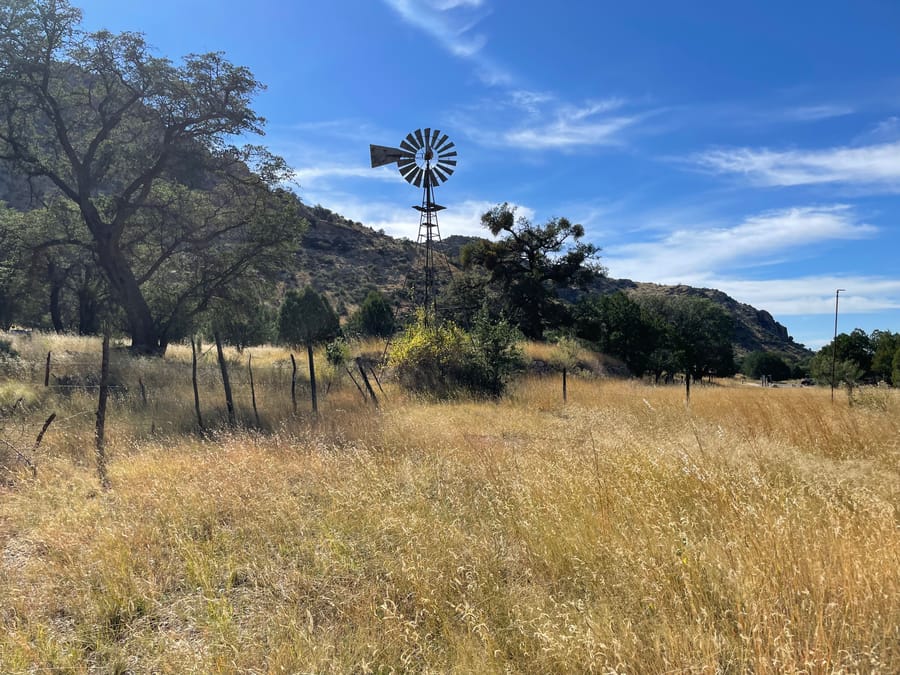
<box><xmin>370</xmin><ymin>128</ymin><xmax>457</xmax><ymax>317</ymax></box>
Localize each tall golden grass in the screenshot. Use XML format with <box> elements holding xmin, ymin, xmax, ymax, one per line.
<box><xmin>0</xmin><ymin>332</ymin><xmax>897</xmax><ymax>672</ymax></box>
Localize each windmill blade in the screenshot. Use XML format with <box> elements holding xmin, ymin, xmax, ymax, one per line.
<box><xmin>397</xmin><ymin>157</ymin><xmax>416</xmax><ymax>170</ymax></box>
<box><xmin>404</xmin><ymin>132</ymin><xmax>420</xmax><ymax>150</ymax></box>
<box><xmin>414</xmin><ymin>128</ymin><xmax>425</xmax><ymax>148</ymax></box>
<box><xmin>412</xmin><ymin>167</ymin><xmax>425</xmax><ymax>188</ymax></box>
<box><xmin>400</xmin><ymin>139</ymin><xmax>418</xmax><ymax>155</ymax></box>
<box><xmin>369</xmin><ymin>144</ymin><xmax>404</xmax><ymax>168</ymax></box>
<box><xmin>404</xmin><ymin>165</ymin><xmax>423</xmax><ymax>186</ymax></box>
<box><xmin>399</xmin><ymin>162</ymin><xmax>419</xmax><ymax>182</ymax></box>
<box><xmin>434</xmin><ymin>134</ymin><xmax>451</xmax><ymax>152</ymax></box>
<box><xmin>423</xmin><ymin>128</ymin><xmax>432</xmax><ymax>150</ymax></box>
<box><xmin>438</xmin><ymin>150</ymin><xmax>458</xmax><ymax>161</ymax></box>
<box><xmin>439</xmin><ymin>158</ymin><xmax>457</xmax><ymax>168</ymax></box>
<box><xmin>430</xmin><ymin>129</ymin><xmax>441</xmax><ymax>150</ymax></box>
<box><xmin>432</xmin><ymin>165</ymin><xmax>449</xmax><ymax>184</ymax></box>
<box><xmin>436</xmin><ymin>163</ymin><xmax>454</xmax><ymax>178</ymax></box>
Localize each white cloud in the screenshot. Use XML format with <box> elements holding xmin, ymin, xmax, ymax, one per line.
<box><xmin>782</xmin><ymin>104</ymin><xmax>855</xmax><ymax>122</ymax></box>
<box><xmin>384</xmin><ymin>0</ymin><xmax>500</xmax><ymax>78</ymax></box>
<box><xmin>457</xmin><ymin>97</ymin><xmax>641</xmax><ymax>150</ymax></box>
<box><xmin>691</xmin><ymin>141</ymin><xmax>900</xmax><ymax>188</ymax></box>
<box><xmin>703</xmin><ymin>277</ymin><xmax>900</xmax><ymax>316</ymax></box>
<box><xmin>605</xmin><ymin>205</ymin><xmax>876</xmax><ymax>282</ymax></box>
<box><xmin>292</xmin><ymin>164</ymin><xmax>398</xmax><ymax>184</ymax></box>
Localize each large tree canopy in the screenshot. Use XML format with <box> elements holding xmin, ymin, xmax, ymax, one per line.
<box><xmin>461</xmin><ymin>203</ymin><xmax>603</xmax><ymax>339</ymax></box>
<box><xmin>0</xmin><ymin>0</ymin><xmax>305</xmax><ymax>353</ymax></box>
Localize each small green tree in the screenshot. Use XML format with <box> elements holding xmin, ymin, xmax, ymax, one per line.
<box><xmin>349</xmin><ymin>290</ymin><xmax>395</xmax><ymax>338</ymax></box>
<box><xmin>278</xmin><ymin>287</ymin><xmax>341</xmax><ymax>415</ymax></box>
<box><xmin>741</xmin><ymin>351</ymin><xmax>792</xmax><ymax>381</ymax></box>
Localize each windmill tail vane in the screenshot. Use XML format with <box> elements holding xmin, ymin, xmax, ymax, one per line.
<box><xmin>370</xmin><ymin>128</ymin><xmax>457</xmax><ymax>319</ymax></box>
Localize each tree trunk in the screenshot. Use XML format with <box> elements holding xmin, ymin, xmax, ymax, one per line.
<box><xmin>307</xmin><ymin>342</ymin><xmax>318</xmax><ymax>416</ymax></box>
<box><xmin>49</xmin><ymin>282</ymin><xmax>64</xmax><ymax>333</ymax></box>
<box><xmin>77</xmin><ymin>281</ymin><xmax>100</xmax><ymax>336</ymax></box>
<box><xmin>93</xmin><ymin>235</ymin><xmax>163</xmax><ymax>355</ymax></box>
<box><xmin>215</xmin><ymin>331</ymin><xmax>236</xmax><ymax>427</ymax></box>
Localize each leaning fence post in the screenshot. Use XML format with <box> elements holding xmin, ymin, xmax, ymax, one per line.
<box><xmin>44</xmin><ymin>351</ymin><xmax>51</xmax><ymax>387</ymax></box>
<box><xmin>356</xmin><ymin>357</ymin><xmax>379</xmax><ymax>407</ymax></box>
<box><xmin>249</xmin><ymin>352</ymin><xmax>260</xmax><ymax>428</ymax></box>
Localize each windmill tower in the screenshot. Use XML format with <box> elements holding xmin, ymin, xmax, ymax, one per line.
<box><xmin>370</xmin><ymin>128</ymin><xmax>457</xmax><ymax>317</ymax></box>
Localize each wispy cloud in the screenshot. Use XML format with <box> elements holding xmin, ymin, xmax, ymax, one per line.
<box><xmin>691</xmin><ymin>141</ymin><xmax>900</xmax><ymax>188</ymax></box>
<box><xmin>455</xmin><ymin>96</ymin><xmax>646</xmax><ymax>150</ymax></box>
<box><xmin>292</xmin><ymin>164</ymin><xmax>398</xmax><ymax>184</ymax></box>
<box><xmin>605</xmin><ymin>205</ymin><xmax>876</xmax><ymax>282</ymax></box>
<box><xmin>381</xmin><ymin>0</ymin><xmax>510</xmax><ymax>84</ymax></box>
<box><xmin>782</xmin><ymin>104</ymin><xmax>855</xmax><ymax>122</ymax></box>
<box><xmin>704</xmin><ymin>277</ymin><xmax>900</xmax><ymax>317</ymax></box>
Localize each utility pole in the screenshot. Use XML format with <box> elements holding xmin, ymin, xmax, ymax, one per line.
<box><xmin>830</xmin><ymin>288</ymin><xmax>845</xmax><ymax>403</ymax></box>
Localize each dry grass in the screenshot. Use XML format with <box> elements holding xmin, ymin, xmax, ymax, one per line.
<box><xmin>0</xmin><ymin>334</ymin><xmax>898</xmax><ymax>673</ymax></box>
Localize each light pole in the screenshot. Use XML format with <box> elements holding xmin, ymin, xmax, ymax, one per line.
<box><xmin>830</xmin><ymin>288</ymin><xmax>845</xmax><ymax>402</ymax></box>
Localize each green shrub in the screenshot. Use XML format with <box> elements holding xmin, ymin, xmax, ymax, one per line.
<box><xmin>389</xmin><ymin>309</ymin><xmax>523</xmax><ymax>398</ymax></box>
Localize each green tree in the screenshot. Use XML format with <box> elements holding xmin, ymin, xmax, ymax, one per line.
<box><xmin>349</xmin><ymin>290</ymin><xmax>395</xmax><ymax>338</ymax></box>
<box><xmin>892</xmin><ymin>346</ymin><xmax>900</xmax><ymax>388</ymax></box>
<box><xmin>573</xmin><ymin>292</ymin><xmax>659</xmax><ymax>376</ymax></box>
<box><xmin>461</xmin><ymin>203</ymin><xmax>603</xmax><ymax>339</ymax></box>
<box><xmin>637</xmin><ymin>295</ymin><xmax>735</xmax><ymax>397</ymax></box>
<box><xmin>207</xmin><ymin>287</ymin><xmax>276</xmax><ymax>352</ymax></box>
<box><xmin>278</xmin><ymin>287</ymin><xmax>341</xmax><ymax>415</ymax></box>
<box><xmin>0</xmin><ymin>0</ymin><xmax>304</xmax><ymax>354</ymax></box>
<box><xmin>741</xmin><ymin>351</ymin><xmax>792</xmax><ymax>381</ymax></box>
<box><xmin>809</xmin><ymin>353</ymin><xmax>865</xmax><ymax>397</ymax></box>
<box><xmin>870</xmin><ymin>330</ymin><xmax>900</xmax><ymax>384</ymax></box>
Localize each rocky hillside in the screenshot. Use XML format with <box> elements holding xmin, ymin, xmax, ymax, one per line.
<box><xmin>590</xmin><ymin>277</ymin><xmax>809</xmax><ymax>360</ymax></box>
<box><xmin>312</xmin><ymin>223</ymin><xmax>810</xmax><ymax>359</ymax></box>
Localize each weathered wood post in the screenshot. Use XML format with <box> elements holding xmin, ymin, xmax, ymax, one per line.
<box><xmin>95</xmin><ymin>336</ymin><xmax>111</xmax><ymax>489</ymax></box>
<box><xmin>248</xmin><ymin>353</ymin><xmax>260</xmax><ymax>428</ymax></box>
<box><xmin>290</xmin><ymin>353</ymin><xmax>298</xmax><ymax>414</ymax></box>
<box><xmin>44</xmin><ymin>351</ymin><xmax>51</xmax><ymax>387</ymax></box>
<box><xmin>214</xmin><ymin>332</ymin><xmax>236</xmax><ymax>427</ymax></box>
<box><xmin>191</xmin><ymin>337</ymin><xmax>204</xmax><ymax>432</ymax></box>
<box><xmin>356</xmin><ymin>357</ymin><xmax>379</xmax><ymax>407</ymax></box>
<box><xmin>562</xmin><ymin>367</ymin><xmax>567</xmax><ymax>403</ymax></box>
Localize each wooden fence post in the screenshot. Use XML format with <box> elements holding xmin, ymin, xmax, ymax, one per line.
<box><xmin>44</xmin><ymin>351</ymin><xmax>51</xmax><ymax>387</ymax></box>
<box><xmin>290</xmin><ymin>353</ymin><xmax>297</xmax><ymax>414</ymax></box>
<box><xmin>249</xmin><ymin>353</ymin><xmax>260</xmax><ymax>428</ymax></box>
<box><xmin>356</xmin><ymin>357</ymin><xmax>379</xmax><ymax>407</ymax></box>
<box><xmin>562</xmin><ymin>367</ymin><xmax>567</xmax><ymax>403</ymax></box>
<box><xmin>215</xmin><ymin>332</ymin><xmax>236</xmax><ymax>427</ymax></box>
<box><xmin>95</xmin><ymin>336</ymin><xmax>111</xmax><ymax>489</ymax></box>
<box><xmin>191</xmin><ymin>337</ymin><xmax>204</xmax><ymax>432</ymax></box>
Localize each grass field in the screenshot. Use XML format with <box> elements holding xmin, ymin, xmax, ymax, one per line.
<box><xmin>0</xmin><ymin>333</ymin><xmax>898</xmax><ymax>673</ymax></box>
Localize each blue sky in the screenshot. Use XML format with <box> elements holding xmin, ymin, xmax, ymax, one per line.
<box><xmin>75</xmin><ymin>0</ymin><xmax>900</xmax><ymax>349</ymax></box>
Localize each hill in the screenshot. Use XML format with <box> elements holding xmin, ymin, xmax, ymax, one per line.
<box><xmin>306</xmin><ymin>221</ymin><xmax>811</xmax><ymax>359</ymax></box>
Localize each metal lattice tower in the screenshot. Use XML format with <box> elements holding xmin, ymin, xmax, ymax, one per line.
<box><xmin>370</xmin><ymin>128</ymin><xmax>457</xmax><ymax>317</ymax></box>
